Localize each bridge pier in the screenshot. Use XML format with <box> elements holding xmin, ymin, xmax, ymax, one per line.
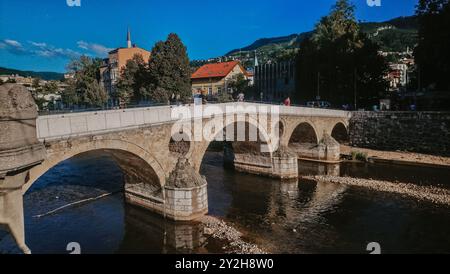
<box><xmin>0</xmin><ymin>175</ymin><xmax>29</xmax><ymax>254</ymax></box>
<box><xmin>0</xmin><ymin>84</ymin><xmax>46</xmax><ymax>254</ymax></box>
<box><xmin>271</xmin><ymin>146</ymin><xmax>299</xmax><ymax>179</ymax></box>
<box><xmin>290</xmin><ymin>133</ymin><xmax>341</xmax><ymax>163</ymax></box>
<box><xmin>225</xmin><ymin>145</ymin><xmax>299</xmax><ymax>180</ymax></box>
<box><xmin>126</xmin><ymin>158</ymin><xmax>208</xmax><ymax>221</ymax></box>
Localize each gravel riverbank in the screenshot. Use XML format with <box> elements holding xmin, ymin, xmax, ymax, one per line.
<box><xmin>200</xmin><ymin>216</ymin><xmax>266</xmax><ymax>254</ymax></box>
<box><xmin>304</xmin><ymin>175</ymin><xmax>450</xmax><ymax>206</ymax></box>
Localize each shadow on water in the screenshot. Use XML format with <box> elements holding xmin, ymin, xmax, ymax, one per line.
<box><xmin>1</xmin><ymin>150</ymin><xmax>450</xmax><ymax>254</ymax></box>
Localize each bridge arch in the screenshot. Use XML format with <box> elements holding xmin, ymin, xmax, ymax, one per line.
<box><xmin>192</xmin><ymin>116</ymin><xmax>274</xmax><ymax>171</ymax></box>
<box><xmin>288</xmin><ymin>122</ymin><xmax>320</xmax><ymax>146</ymax></box>
<box><xmin>24</xmin><ymin>139</ymin><xmax>167</xmax><ymax>194</ymax></box>
<box><xmin>331</xmin><ymin>122</ymin><xmax>350</xmax><ymax>144</ymax></box>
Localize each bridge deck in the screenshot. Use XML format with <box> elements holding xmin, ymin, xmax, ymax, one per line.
<box><xmin>36</xmin><ymin>103</ymin><xmax>351</xmax><ymax>141</ymax></box>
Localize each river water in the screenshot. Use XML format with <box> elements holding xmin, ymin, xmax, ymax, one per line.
<box><xmin>0</xmin><ymin>150</ymin><xmax>449</xmax><ymax>254</ymax></box>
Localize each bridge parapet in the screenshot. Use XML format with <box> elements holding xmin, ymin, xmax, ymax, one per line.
<box><xmin>36</xmin><ymin>103</ymin><xmax>351</xmax><ymax>141</ymax></box>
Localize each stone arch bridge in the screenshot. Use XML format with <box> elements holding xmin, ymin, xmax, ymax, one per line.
<box><xmin>0</xmin><ymin>84</ymin><xmax>350</xmax><ymax>253</ymax></box>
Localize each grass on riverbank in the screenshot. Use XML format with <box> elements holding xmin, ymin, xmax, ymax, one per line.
<box><xmin>351</xmin><ymin>151</ymin><xmax>368</xmax><ymax>162</ymax></box>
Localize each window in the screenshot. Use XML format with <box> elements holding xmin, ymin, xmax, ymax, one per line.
<box><xmin>217</xmin><ymin>87</ymin><xmax>222</xmax><ymax>94</ymax></box>
<box><xmin>208</xmin><ymin>87</ymin><xmax>212</xmax><ymax>95</ymax></box>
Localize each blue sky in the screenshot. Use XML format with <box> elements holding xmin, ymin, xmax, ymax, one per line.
<box><xmin>0</xmin><ymin>0</ymin><xmax>418</xmax><ymax>73</ymax></box>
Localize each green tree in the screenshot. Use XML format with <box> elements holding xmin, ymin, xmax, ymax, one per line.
<box><xmin>34</xmin><ymin>97</ymin><xmax>47</xmax><ymax>111</ymax></box>
<box><xmin>82</xmin><ymin>80</ymin><xmax>107</xmax><ymax>107</ymax></box>
<box><xmin>295</xmin><ymin>0</ymin><xmax>388</xmax><ymax>108</ymax></box>
<box><xmin>30</xmin><ymin>77</ymin><xmax>42</xmax><ymax>99</ymax></box>
<box><xmin>65</xmin><ymin>56</ymin><xmax>106</xmax><ymax>108</ymax></box>
<box><xmin>313</xmin><ymin>0</ymin><xmax>361</xmax><ymax>48</ymax></box>
<box><xmin>115</xmin><ymin>54</ymin><xmax>150</xmax><ymax>105</ymax></box>
<box><xmin>42</xmin><ymin>81</ymin><xmax>59</xmax><ymax>95</ymax></box>
<box><xmin>228</xmin><ymin>73</ymin><xmax>251</xmax><ymax>98</ymax></box>
<box><xmin>217</xmin><ymin>89</ymin><xmax>233</xmax><ymax>103</ymax></box>
<box><xmin>61</xmin><ymin>78</ymin><xmax>79</xmax><ymax>107</ymax></box>
<box><xmin>32</xmin><ymin>78</ymin><xmax>41</xmax><ymax>90</ymax></box>
<box><xmin>415</xmin><ymin>0</ymin><xmax>450</xmax><ymax>91</ymax></box>
<box><xmin>148</xmin><ymin>33</ymin><xmax>191</xmax><ymax>103</ymax></box>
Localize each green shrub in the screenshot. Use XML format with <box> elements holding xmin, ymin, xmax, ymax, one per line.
<box><xmin>351</xmin><ymin>151</ymin><xmax>368</xmax><ymax>162</ymax></box>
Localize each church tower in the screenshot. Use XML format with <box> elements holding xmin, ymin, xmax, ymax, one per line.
<box><xmin>127</xmin><ymin>27</ymin><xmax>132</xmax><ymax>48</ymax></box>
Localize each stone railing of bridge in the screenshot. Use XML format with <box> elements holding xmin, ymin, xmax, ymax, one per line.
<box><xmin>36</xmin><ymin>102</ymin><xmax>351</xmax><ymax>141</ymax></box>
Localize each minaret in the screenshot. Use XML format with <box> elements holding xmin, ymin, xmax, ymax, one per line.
<box><xmin>254</xmin><ymin>50</ymin><xmax>259</xmax><ymax>67</ymax></box>
<box><xmin>127</xmin><ymin>27</ymin><xmax>132</xmax><ymax>48</ymax></box>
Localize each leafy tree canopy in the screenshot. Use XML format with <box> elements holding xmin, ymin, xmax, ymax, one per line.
<box><xmin>296</xmin><ymin>0</ymin><xmax>388</xmax><ymax>109</ymax></box>
<box><xmin>414</xmin><ymin>0</ymin><xmax>450</xmax><ymax>91</ymax></box>
<box><xmin>148</xmin><ymin>33</ymin><xmax>192</xmax><ymax>103</ymax></box>
<box><xmin>63</xmin><ymin>56</ymin><xmax>106</xmax><ymax>107</ymax></box>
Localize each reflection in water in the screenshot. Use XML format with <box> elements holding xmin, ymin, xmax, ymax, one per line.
<box><xmin>203</xmin><ymin>152</ymin><xmax>450</xmax><ymax>254</ymax></box>
<box><xmin>298</xmin><ymin>159</ymin><xmax>450</xmax><ymax>189</ymax></box>
<box><xmin>119</xmin><ymin>205</ymin><xmax>208</xmax><ymax>254</ymax></box>
<box><xmin>298</xmin><ymin>161</ymin><xmax>341</xmax><ymax>177</ymax></box>
<box><xmin>1</xmin><ymin>150</ymin><xmax>450</xmax><ymax>254</ymax></box>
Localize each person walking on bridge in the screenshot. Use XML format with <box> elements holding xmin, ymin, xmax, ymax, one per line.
<box><xmin>284</xmin><ymin>97</ymin><xmax>291</xmax><ymax>106</ymax></box>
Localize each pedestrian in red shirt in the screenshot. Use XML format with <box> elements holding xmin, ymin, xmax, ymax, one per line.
<box><xmin>284</xmin><ymin>97</ymin><xmax>291</xmax><ymax>106</ymax></box>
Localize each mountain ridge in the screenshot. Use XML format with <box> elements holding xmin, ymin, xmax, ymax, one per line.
<box><xmin>0</xmin><ymin>67</ymin><xmax>65</xmax><ymax>81</ymax></box>
<box><xmin>225</xmin><ymin>15</ymin><xmax>419</xmax><ymax>57</ymax></box>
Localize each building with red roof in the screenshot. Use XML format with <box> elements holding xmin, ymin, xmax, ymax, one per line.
<box><xmin>191</xmin><ymin>61</ymin><xmax>250</xmax><ymax>98</ymax></box>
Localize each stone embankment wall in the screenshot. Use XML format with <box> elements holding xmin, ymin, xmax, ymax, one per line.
<box><xmin>349</xmin><ymin>112</ymin><xmax>450</xmax><ymax>156</ymax></box>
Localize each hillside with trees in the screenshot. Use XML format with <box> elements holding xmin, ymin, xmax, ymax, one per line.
<box><xmin>202</xmin><ymin>16</ymin><xmax>419</xmax><ymax>67</ymax></box>
<box><xmin>0</xmin><ymin>67</ymin><xmax>64</xmax><ymax>81</ymax></box>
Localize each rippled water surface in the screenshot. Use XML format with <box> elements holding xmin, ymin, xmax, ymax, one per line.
<box><xmin>1</xmin><ymin>150</ymin><xmax>449</xmax><ymax>254</ymax></box>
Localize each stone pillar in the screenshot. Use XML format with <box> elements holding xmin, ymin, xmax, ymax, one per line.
<box><xmin>0</xmin><ymin>84</ymin><xmax>46</xmax><ymax>254</ymax></box>
<box><xmin>0</xmin><ymin>181</ymin><xmax>28</xmax><ymax>253</ymax></box>
<box><xmin>271</xmin><ymin>146</ymin><xmax>298</xmax><ymax>179</ymax></box>
<box><xmin>126</xmin><ymin>157</ymin><xmax>208</xmax><ymax>221</ymax></box>
<box><xmin>164</xmin><ymin>158</ymin><xmax>208</xmax><ymax>221</ymax></box>
<box><xmin>317</xmin><ymin>134</ymin><xmax>340</xmax><ymax>162</ymax></box>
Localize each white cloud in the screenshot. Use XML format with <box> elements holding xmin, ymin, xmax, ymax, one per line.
<box><xmin>30</xmin><ymin>41</ymin><xmax>81</xmax><ymax>59</ymax></box>
<box><xmin>4</xmin><ymin>39</ymin><xmax>23</xmax><ymax>48</ymax></box>
<box><xmin>0</xmin><ymin>38</ymin><xmax>82</xmax><ymax>59</ymax></box>
<box><xmin>77</xmin><ymin>41</ymin><xmax>112</xmax><ymax>57</ymax></box>
<box><xmin>0</xmin><ymin>39</ymin><xmax>26</xmax><ymax>55</ymax></box>
<box><xmin>1</xmin><ymin>38</ymin><xmax>111</xmax><ymax>60</ymax></box>
<box><xmin>29</xmin><ymin>41</ymin><xmax>48</xmax><ymax>48</ymax></box>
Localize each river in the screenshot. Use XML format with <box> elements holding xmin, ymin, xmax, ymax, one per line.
<box><xmin>0</xmin><ymin>150</ymin><xmax>449</xmax><ymax>254</ymax></box>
